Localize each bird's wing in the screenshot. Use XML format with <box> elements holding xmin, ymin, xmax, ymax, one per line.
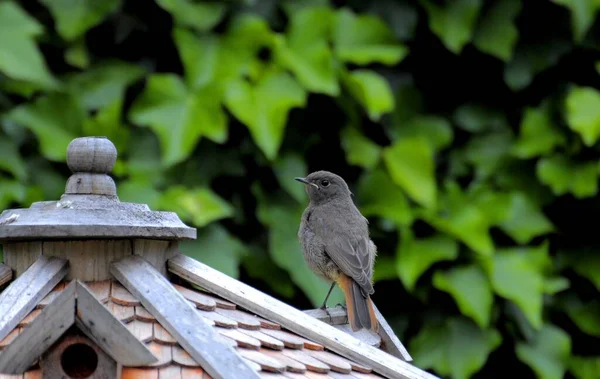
<box><xmin>310</xmin><ymin>207</ymin><xmax>374</xmax><ymax>296</ymax></box>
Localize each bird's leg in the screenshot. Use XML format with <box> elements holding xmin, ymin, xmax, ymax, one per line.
<box><xmin>320</xmin><ymin>282</ymin><xmax>336</xmax><ymax>310</ymax></box>
<box><xmin>335</xmin><ymin>303</ymin><xmax>347</xmax><ymax>311</ymax></box>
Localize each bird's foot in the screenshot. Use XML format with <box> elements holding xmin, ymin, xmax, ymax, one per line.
<box><xmin>335</xmin><ymin>302</ymin><xmax>347</xmax><ymax>311</ymax></box>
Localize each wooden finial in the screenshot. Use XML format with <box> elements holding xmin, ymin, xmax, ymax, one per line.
<box><xmin>65</xmin><ymin>137</ymin><xmax>117</xmax><ymax>196</ymax></box>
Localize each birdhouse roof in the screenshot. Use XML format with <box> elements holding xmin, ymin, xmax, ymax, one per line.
<box><xmin>0</xmin><ymin>254</ymin><xmax>435</xmax><ymax>379</ymax></box>
<box><xmin>0</xmin><ymin>137</ymin><xmax>436</xmax><ymax>379</ymax></box>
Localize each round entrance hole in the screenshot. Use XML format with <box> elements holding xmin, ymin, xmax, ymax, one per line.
<box><xmin>60</xmin><ymin>343</ymin><xmax>98</xmax><ymax>378</ymax></box>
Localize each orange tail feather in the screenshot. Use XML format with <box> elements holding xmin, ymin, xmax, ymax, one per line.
<box><xmin>337</xmin><ymin>274</ymin><xmax>378</xmax><ymax>332</ymax></box>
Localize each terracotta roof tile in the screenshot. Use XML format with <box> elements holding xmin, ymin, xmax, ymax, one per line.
<box><xmin>173</xmin><ymin>284</ymin><xmax>216</xmax><ymax>311</ymax></box>
<box><xmin>36</xmin><ymin>281</ymin><xmax>66</xmax><ymax>309</ymax></box>
<box><xmin>108</xmin><ymin>301</ymin><xmax>135</xmax><ymax>323</ymax></box>
<box><xmin>1</xmin><ymin>279</ymin><xmax>384</xmax><ymax>378</ymax></box>
<box><xmin>122</xmin><ymin>367</ymin><xmax>159</xmax><ymax>379</ymax></box>
<box><xmin>126</xmin><ymin>319</ymin><xmax>153</xmax><ymax>343</ymax></box>
<box><xmin>84</xmin><ymin>280</ymin><xmax>111</xmax><ymax>303</ymax></box>
<box><xmin>158</xmin><ymin>365</ymin><xmax>182</xmax><ymax>378</ymax></box>
<box><xmin>111</xmin><ymin>282</ymin><xmax>140</xmax><ymax>306</ymax></box>
<box><xmin>172</xmin><ymin>346</ymin><xmax>200</xmax><ymax>368</ymax></box>
<box><xmin>214</xmin><ymin>308</ymin><xmax>262</xmax><ymax>330</ymax></box>
<box><xmin>154</xmin><ymin>323</ymin><xmax>178</xmax><ymax>345</ymax></box>
<box><xmin>135</xmin><ymin>306</ymin><xmax>156</xmax><ymax>322</ymax></box>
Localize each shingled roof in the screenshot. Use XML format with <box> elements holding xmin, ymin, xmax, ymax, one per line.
<box><xmin>0</xmin><ymin>137</ymin><xmax>437</xmax><ymax>379</ymax></box>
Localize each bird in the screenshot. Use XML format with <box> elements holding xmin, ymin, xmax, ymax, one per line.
<box><xmin>295</xmin><ymin>170</ymin><xmax>378</xmax><ymax>332</ymax></box>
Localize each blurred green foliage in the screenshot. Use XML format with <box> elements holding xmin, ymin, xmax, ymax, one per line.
<box><xmin>0</xmin><ymin>0</ymin><xmax>600</xmax><ymax>378</ymax></box>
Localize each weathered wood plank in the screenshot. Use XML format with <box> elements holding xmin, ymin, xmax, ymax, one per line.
<box><xmin>0</xmin><ymin>256</ymin><xmax>68</xmax><ymax>342</ymax></box>
<box><xmin>76</xmin><ymin>281</ymin><xmax>157</xmax><ymax>366</ymax></box>
<box><xmin>111</xmin><ymin>256</ymin><xmax>261</xmax><ymax>379</ymax></box>
<box><xmin>0</xmin><ymin>281</ymin><xmax>76</xmax><ymax>374</ymax></box>
<box><xmin>303</xmin><ymin>307</ymin><xmax>348</xmax><ymax>326</ymax></box>
<box><xmin>332</xmin><ymin>324</ymin><xmax>381</xmax><ymax>348</ymax></box>
<box><xmin>372</xmin><ymin>303</ymin><xmax>412</xmax><ymax>361</ymax></box>
<box><xmin>43</xmin><ymin>240</ymin><xmax>131</xmax><ymax>281</ymax></box>
<box><xmin>168</xmin><ymin>254</ymin><xmax>437</xmax><ymax>379</ymax></box>
<box><xmin>0</xmin><ymin>264</ymin><xmax>12</xmax><ymax>287</ymax></box>
<box><xmin>3</xmin><ymin>242</ymin><xmax>42</xmax><ymax>278</ymax></box>
<box><xmin>133</xmin><ymin>239</ymin><xmax>179</xmax><ymax>276</ymax></box>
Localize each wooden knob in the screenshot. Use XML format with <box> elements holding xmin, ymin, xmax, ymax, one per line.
<box><xmin>67</xmin><ymin>137</ymin><xmax>117</xmax><ymax>174</ymax></box>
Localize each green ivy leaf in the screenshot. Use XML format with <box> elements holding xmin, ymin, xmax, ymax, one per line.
<box><xmin>242</xmin><ymin>250</ymin><xmax>296</xmax><ymax>299</ymax></box>
<box><xmin>498</xmin><ymin>192</ymin><xmax>555</xmax><ymax>244</ymax></box>
<box><xmin>255</xmin><ymin>194</ymin><xmax>344</xmax><ymax>307</ymax></box>
<box><xmin>423</xmin><ymin>183</ymin><xmax>494</xmax><ymax>256</ymax></box>
<box><xmin>397</xmin><ymin>233</ymin><xmax>458</xmax><ymax>291</ymax></box>
<box><xmin>516</xmin><ymin>324</ymin><xmax>571</xmax><ymax>379</ymax></box>
<box><xmin>567</xmin><ymin>253</ymin><xmax>600</xmax><ymax>291</ymax></box>
<box><xmin>391</xmin><ymin>115</ymin><xmax>454</xmax><ymax>151</ymax></box>
<box><xmin>156</xmin><ymin>0</ymin><xmax>226</xmax><ymax>32</ymax></box>
<box><xmin>565</xmin><ymin>86</ymin><xmax>600</xmax><ymax>146</ymax></box>
<box><xmin>174</xmin><ymin>17</ymin><xmax>273</xmax><ymax>89</ymax></box>
<box><xmin>0</xmin><ymin>180</ymin><xmax>27</xmax><ymax>210</ymax></box>
<box><xmin>82</xmin><ymin>97</ymin><xmax>129</xmax><ymax>153</ymax></box>
<box><xmin>537</xmin><ymin>154</ymin><xmax>598</xmax><ymax>198</ymax></box>
<box><xmin>452</xmin><ymin>103</ymin><xmax>507</xmax><ymax>133</ymax></box>
<box><xmin>504</xmin><ymin>42</ymin><xmax>570</xmax><ymax>91</ymax></box>
<box><xmin>332</xmin><ymin>8</ymin><xmax>408</xmax><ymax>65</ymax></box>
<box><xmin>117</xmin><ymin>178</ymin><xmax>161</xmax><ymax>209</ymax></box>
<box><xmin>65</xmin><ymin>39</ymin><xmax>90</xmax><ymax>69</ymax></box>
<box><xmin>383</xmin><ymin>136</ymin><xmax>436</xmax><ymax>209</ymax></box>
<box><xmin>512</xmin><ymin>105</ymin><xmax>565</xmax><ymax>158</ymax></box>
<box><xmin>0</xmin><ymin>139</ymin><xmax>27</xmax><ymax>181</ymax></box>
<box><xmin>341</xmin><ymin>127</ymin><xmax>381</xmax><ymax>169</ymax></box>
<box><xmin>486</xmin><ymin>242</ymin><xmax>551</xmax><ymax>329</ymax></box>
<box><xmin>158</xmin><ymin>186</ymin><xmax>233</xmax><ymax>227</ymax></box>
<box><xmin>129</xmin><ymin>74</ymin><xmax>227</xmax><ymax>167</ymax></box>
<box><xmin>373</xmin><ymin>256</ymin><xmax>397</xmax><ymax>282</ymax></box>
<box><xmin>65</xmin><ymin>60</ymin><xmax>145</xmax><ymax>110</ymax></box>
<box><xmin>433</xmin><ymin>264</ymin><xmax>493</xmax><ymax>328</ymax></box>
<box><xmin>273</xmin><ymin>152</ymin><xmax>308</xmax><ymax>203</ymax></box>
<box><xmin>420</xmin><ymin>0</ymin><xmax>483</xmax><ymax>54</ymax></box>
<box><xmin>463</xmin><ymin>129</ymin><xmax>514</xmax><ymax>180</ymax></box>
<box><xmin>275</xmin><ymin>7</ymin><xmax>338</xmax><ymax>95</ymax></box>
<box><xmin>40</xmin><ymin>0</ymin><xmax>119</xmax><ymax>41</ymax></box>
<box><xmin>553</xmin><ymin>0</ymin><xmax>600</xmax><ymax>42</ymax></box>
<box><xmin>357</xmin><ymin>168</ymin><xmax>413</xmax><ymax>227</ymax></box>
<box><xmin>569</xmin><ymin>356</ymin><xmax>600</xmax><ymax>379</ymax></box>
<box><xmin>224</xmin><ymin>70</ymin><xmax>306</xmax><ymax>161</ymax></box>
<box><xmin>472</xmin><ymin>0</ymin><xmax>521</xmax><ymax>61</ymax></box>
<box><xmin>368</xmin><ymin>0</ymin><xmax>419</xmax><ymax>41</ymax></box>
<box><xmin>343</xmin><ymin>70</ymin><xmax>394</xmax><ymax>122</ymax></box>
<box><xmin>180</xmin><ymin>224</ymin><xmax>247</xmax><ymax>278</ymax></box>
<box><xmin>0</xmin><ymin>2</ymin><xmax>58</xmax><ymax>88</ymax></box>
<box><xmin>564</xmin><ymin>297</ymin><xmax>600</xmax><ymax>337</ymax></box>
<box><xmin>411</xmin><ymin>317</ymin><xmax>501</xmax><ymax>379</ymax></box>
<box><xmin>4</xmin><ymin>93</ymin><xmax>83</xmax><ymax>161</ymax></box>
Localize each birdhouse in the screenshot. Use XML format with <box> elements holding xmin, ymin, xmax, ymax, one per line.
<box><xmin>0</xmin><ymin>136</ymin><xmax>437</xmax><ymax>379</ymax></box>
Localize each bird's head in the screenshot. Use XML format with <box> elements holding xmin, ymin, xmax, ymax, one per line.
<box><xmin>295</xmin><ymin>170</ymin><xmax>352</xmax><ymax>204</ymax></box>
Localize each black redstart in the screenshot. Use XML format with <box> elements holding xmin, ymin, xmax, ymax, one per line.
<box><xmin>295</xmin><ymin>170</ymin><xmax>378</xmax><ymax>331</ymax></box>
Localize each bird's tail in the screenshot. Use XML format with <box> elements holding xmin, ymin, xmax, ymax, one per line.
<box><xmin>338</xmin><ymin>274</ymin><xmax>378</xmax><ymax>332</ymax></box>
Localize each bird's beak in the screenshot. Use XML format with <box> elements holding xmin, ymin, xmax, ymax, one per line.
<box><xmin>295</xmin><ymin>177</ymin><xmax>319</xmax><ymax>189</ymax></box>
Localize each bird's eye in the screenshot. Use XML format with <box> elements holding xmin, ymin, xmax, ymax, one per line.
<box><xmin>320</xmin><ymin>180</ymin><xmax>330</xmax><ymax>187</ymax></box>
